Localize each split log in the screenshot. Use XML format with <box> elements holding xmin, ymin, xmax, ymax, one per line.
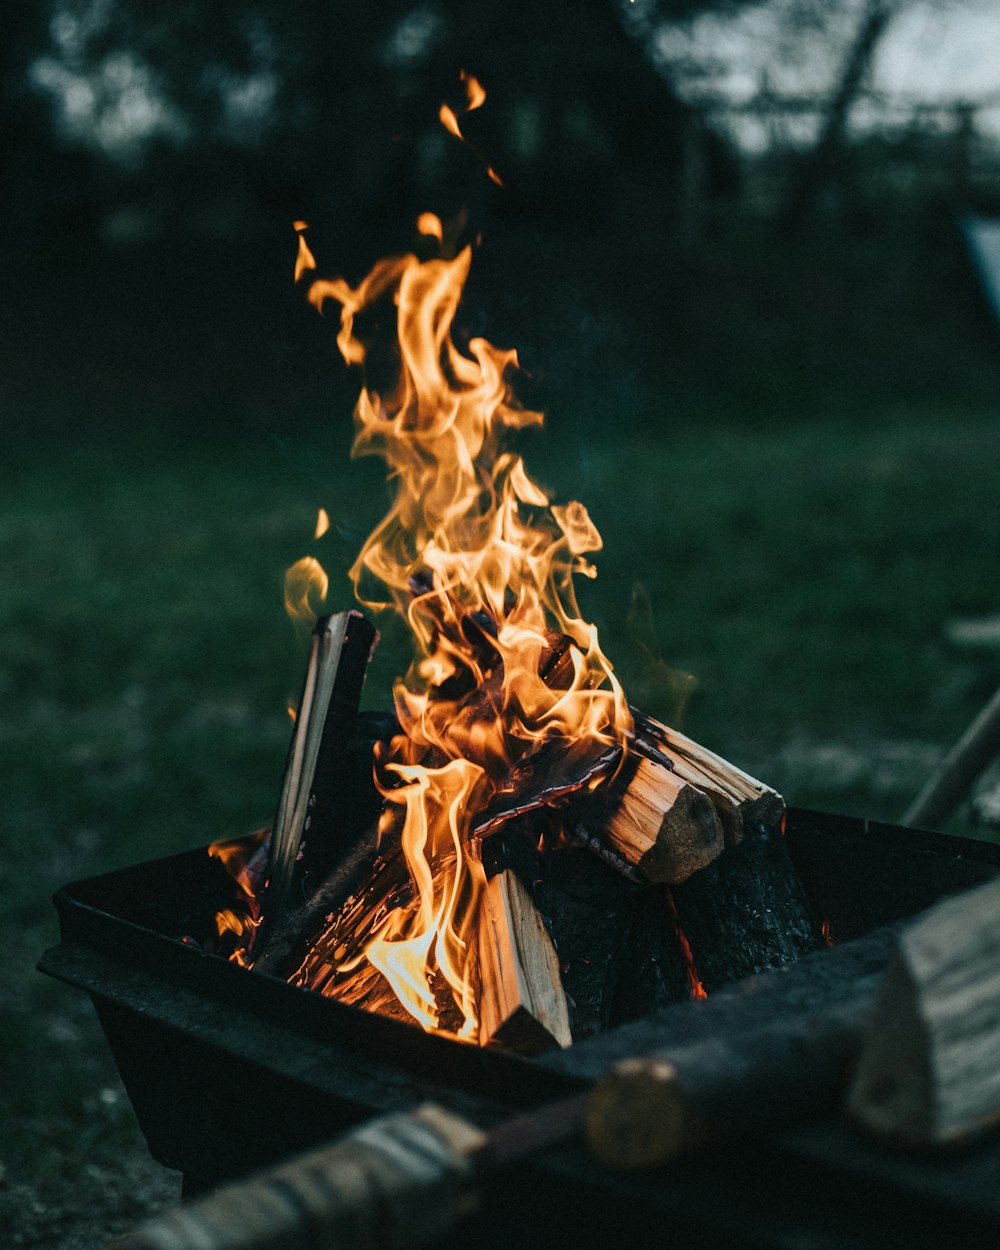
<box><xmin>670</xmin><ymin>818</ymin><xmax>824</xmax><ymax>992</ymax></box>
<box><xmin>261</xmin><ymin>611</ymin><xmax>377</xmax><ymax>943</ymax></box>
<box><xmin>477</xmin><ymin>870</ymin><xmax>572</xmax><ymax>1053</ymax></box>
<box><xmin>848</xmin><ymin>871</ymin><xmax>1000</xmax><ymax>1148</ymax></box>
<box><xmin>629</xmin><ymin>709</ymin><xmax>784</xmax><ymax>847</ymax></box>
<box><xmin>599</xmin><ymin>754</ymin><xmax>724</xmax><ymax>884</ymax></box>
<box><xmin>480</xmin><ymin>834</ymin><xmax>692</xmax><ymax>1038</ymax></box>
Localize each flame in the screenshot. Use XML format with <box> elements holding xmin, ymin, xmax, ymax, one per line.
<box><xmin>417</xmin><ymin>212</ymin><xmax>444</xmax><ymax>241</ymax></box>
<box><xmin>291</xmin><ymin>232</ymin><xmax>629</xmax><ymax>1041</ymax></box>
<box><xmin>666</xmin><ymin>889</ymin><xmax>707</xmax><ymax>1001</ymax></box>
<box><xmin>437</xmin><ymin>71</ymin><xmax>504</xmax><ymax>189</ymax></box>
<box><xmin>285</xmin><ymin>555</ymin><xmax>328</xmax><ymax>624</ymax></box>
<box><xmin>293</xmin><ymin>220</ymin><xmax>317</xmax><ymax>282</ymax></box>
<box><xmin>208</xmin><ymin>830</ymin><xmax>269</xmax><ymax>966</ymax></box>
<box><xmin>315</xmin><ymin>507</ymin><xmax>330</xmax><ymax>539</ymax></box>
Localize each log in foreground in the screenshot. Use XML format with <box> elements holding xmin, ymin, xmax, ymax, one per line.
<box><xmin>112</xmin><ymin>928</ymin><xmax>904</xmax><ymax>1250</ymax></box>
<box><xmin>848</xmin><ymin>871</ymin><xmax>1000</xmax><ymax>1148</ymax></box>
<box><xmin>477</xmin><ymin>869</ymin><xmax>572</xmax><ymax>1053</ymax></box>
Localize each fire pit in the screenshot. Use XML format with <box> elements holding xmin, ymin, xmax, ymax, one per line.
<box><xmin>35</xmin><ymin>210</ymin><xmax>1000</xmax><ymax>1247</ymax></box>
<box><xmin>39</xmin><ymin>808</ymin><xmax>1000</xmax><ymax>1246</ymax></box>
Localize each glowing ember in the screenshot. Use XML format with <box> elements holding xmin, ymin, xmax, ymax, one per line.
<box><xmin>276</xmin><ymin>220</ymin><xmax>630</xmax><ymax>1041</ymax></box>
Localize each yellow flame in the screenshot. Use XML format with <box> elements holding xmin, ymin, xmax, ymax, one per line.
<box><xmin>460</xmin><ymin>70</ymin><xmax>486</xmax><ymax>112</ymax></box>
<box><xmin>315</xmin><ymin>507</ymin><xmax>330</xmax><ymax>539</ymax></box>
<box><xmin>439</xmin><ymin>102</ymin><xmax>462</xmax><ymax>140</ymax></box>
<box><xmin>284</xmin><ymin>556</ymin><xmax>328</xmax><ymax>624</ymax></box>
<box><xmin>295</xmin><ymin>233</ymin><xmax>629</xmax><ymax>1040</ymax></box>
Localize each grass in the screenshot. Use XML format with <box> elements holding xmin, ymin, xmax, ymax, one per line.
<box><xmin>3</xmin><ymin>381</ymin><xmax>1000</xmax><ymax>1241</ymax></box>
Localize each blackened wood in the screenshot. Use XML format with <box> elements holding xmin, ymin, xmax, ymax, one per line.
<box><xmin>262</xmin><ymin>612</ymin><xmax>377</xmax><ymax>945</ymax></box>
<box><xmin>848</xmin><ymin>873</ymin><xmax>1000</xmax><ymax>1147</ymax></box>
<box><xmin>252</xmin><ymin>823</ymin><xmax>386</xmax><ymax>980</ymax></box>
<box><xmin>670</xmin><ymin>819</ymin><xmax>824</xmax><ymax>993</ymax></box>
<box><xmin>494</xmin><ymin>835</ymin><xmax>691</xmax><ymax>1039</ymax></box>
<box><xmin>296</xmin><ymin>613</ymin><xmax>379</xmax><ymax>888</ymax></box>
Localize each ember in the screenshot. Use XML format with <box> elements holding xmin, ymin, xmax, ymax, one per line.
<box><xmin>211</xmin><ymin>213</ymin><xmax>798</xmax><ymax>1052</ymax></box>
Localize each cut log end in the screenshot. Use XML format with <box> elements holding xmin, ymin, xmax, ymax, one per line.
<box><xmin>584</xmin><ymin>1057</ymin><xmax>707</xmax><ymax>1169</ymax></box>
<box><xmin>602</xmin><ymin>757</ymin><xmax>725</xmax><ymax>885</ymax></box>
<box><xmin>477</xmin><ymin>869</ymin><xmax>572</xmax><ymax>1054</ymax></box>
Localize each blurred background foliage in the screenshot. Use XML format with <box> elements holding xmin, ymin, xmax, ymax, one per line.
<box><xmin>3</xmin><ymin>2</ymin><xmax>1000</xmax><ymax>1244</ymax></box>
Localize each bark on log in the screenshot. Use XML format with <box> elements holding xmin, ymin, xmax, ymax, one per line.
<box><xmin>484</xmin><ymin>835</ymin><xmax>692</xmax><ymax>1038</ymax></box>
<box><xmin>670</xmin><ymin>818</ymin><xmax>823</xmax><ymax>992</ymax></box>
<box><xmin>477</xmin><ymin>870</ymin><xmax>572</xmax><ymax>1054</ymax></box>
<box><xmin>848</xmin><ymin>872</ymin><xmax>1000</xmax><ymax>1148</ymax></box>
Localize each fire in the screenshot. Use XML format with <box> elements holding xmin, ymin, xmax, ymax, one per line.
<box><xmin>208</xmin><ymin>831</ymin><xmax>268</xmax><ymax>967</ymax></box>
<box><xmin>287</xmin><ymin>223</ymin><xmax>630</xmax><ymax>1041</ymax></box>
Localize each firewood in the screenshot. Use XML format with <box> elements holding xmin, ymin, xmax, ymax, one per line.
<box><xmin>600</xmin><ymin>754</ymin><xmax>725</xmax><ymax>885</ymax></box>
<box><xmin>670</xmin><ymin>818</ymin><xmax>824</xmax><ymax>992</ymax></box>
<box><xmin>261</xmin><ymin>611</ymin><xmax>377</xmax><ymax>945</ymax></box>
<box><xmin>477</xmin><ymin>869</ymin><xmax>572</xmax><ymax>1054</ymax></box>
<box><xmin>478</xmin><ymin>835</ymin><xmax>692</xmax><ymax>1038</ymax></box>
<box><xmin>629</xmin><ymin>709</ymin><xmax>784</xmax><ymax>846</ymax></box>
<box><xmin>847</xmin><ymin>872</ymin><xmax>1000</xmax><ymax>1148</ymax></box>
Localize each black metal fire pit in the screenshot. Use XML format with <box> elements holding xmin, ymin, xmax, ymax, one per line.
<box><xmin>39</xmin><ymin>809</ymin><xmax>1000</xmax><ymax>1248</ymax></box>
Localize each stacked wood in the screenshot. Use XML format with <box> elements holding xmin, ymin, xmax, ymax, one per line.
<box><xmin>477</xmin><ymin>870</ymin><xmax>572</xmax><ymax>1053</ymax></box>
<box><xmin>848</xmin><ymin>871</ymin><xmax>1000</xmax><ymax>1148</ymax></box>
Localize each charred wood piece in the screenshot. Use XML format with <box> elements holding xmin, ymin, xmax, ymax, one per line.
<box><xmin>670</xmin><ymin>819</ymin><xmax>824</xmax><ymax>993</ymax></box>
<box><xmin>261</xmin><ymin>611</ymin><xmax>377</xmax><ymax>947</ymax></box>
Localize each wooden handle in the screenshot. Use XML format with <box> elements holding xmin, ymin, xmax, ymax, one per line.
<box><xmin>108</xmin><ymin>1104</ymin><xmax>484</xmax><ymax>1250</ymax></box>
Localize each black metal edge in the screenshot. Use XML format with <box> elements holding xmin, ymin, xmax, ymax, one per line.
<box><xmin>785</xmin><ymin>807</ymin><xmax>1000</xmax><ymax>865</ymax></box>
<box><xmin>39</xmin><ymin>859</ymin><xmax>581</xmax><ymax>1112</ymax></box>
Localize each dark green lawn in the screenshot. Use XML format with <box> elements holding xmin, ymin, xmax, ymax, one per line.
<box><xmin>3</xmin><ymin>392</ymin><xmax>1000</xmax><ymax>1243</ymax></box>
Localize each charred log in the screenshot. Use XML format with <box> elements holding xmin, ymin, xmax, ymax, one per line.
<box><xmin>261</xmin><ymin>611</ymin><xmax>378</xmax><ymax>943</ymax></box>
<box><xmin>670</xmin><ymin>819</ymin><xmax>824</xmax><ymax>992</ymax></box>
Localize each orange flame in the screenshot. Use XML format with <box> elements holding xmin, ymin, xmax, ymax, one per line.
<box><xmin>315</xmin><ymin>507</ymin><xmax>330</xmax><ymax>539</ymax></box>
<box><xmin>208</xmin><ymin>831</ymin><xmax>268</xmax><ymax>966</ymax></box>
<box><xmin>294</xmin><ymin>233</ymin><xmax>629</xmax><ymax>1040</ymax></box>
<box><xmin>438</xmin><ymin>71</ymin><xmax>504</xmax><ymax>189</ymax></box>
<box><xmin>293</xmin><ymin>220</ymin><xmax>317</xmax><ymax>282</ymax></box>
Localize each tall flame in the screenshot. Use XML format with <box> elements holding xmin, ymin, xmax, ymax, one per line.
<box><xmin>294</xmin><ymin>225</ymin><xmax>630</xmax><ymax>1041</ymax></box>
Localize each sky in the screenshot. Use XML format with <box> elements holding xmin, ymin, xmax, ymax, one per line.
<box><xmin>644</xmin><ymin>0</ymin><xmax>1000</xmax><ymax>153</ymax></box>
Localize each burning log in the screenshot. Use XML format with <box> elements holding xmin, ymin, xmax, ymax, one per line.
<box><xmin>478</xmin><ymin>835</ymin><xmax>692</xmax><ymax>1038</ymax></box>
<box><xmin>670</xmin><ymin>818</ymin><xmax>824</xmax><ymax>992</ymax></box>
<box><xmin>848</xmin><ymin>872</ymin><xmax>1000</xmax><ymax>1148</ymax></box>
<box><xmin>261</xmin><ymin>611</ymin><xmax>377</xmax><ymax>942</ymax></box>
<box><xmin>477</xmin><ymin>870</ymin><xmax>572</xmax><ymax>1053</ymax></box>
